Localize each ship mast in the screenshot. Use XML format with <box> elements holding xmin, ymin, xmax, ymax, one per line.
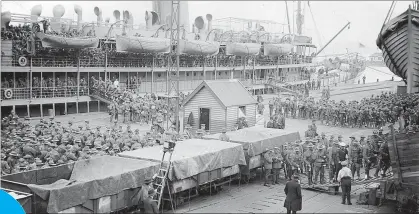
<box><xmin>296</xmin><ymin>0</ymin><xmax>304</xmax><ymax>35</ymax></box>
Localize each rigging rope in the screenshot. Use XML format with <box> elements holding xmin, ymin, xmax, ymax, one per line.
<box><xmin>307</xmin><ymin>2</ymin><xmax>324</xmax><ymax>48</ymax></box>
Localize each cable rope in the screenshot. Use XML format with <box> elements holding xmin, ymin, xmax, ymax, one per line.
<box><xmin>307</xmin><ymin>2</ymin><xmax>324</xmax><ymax>48</ymax></box>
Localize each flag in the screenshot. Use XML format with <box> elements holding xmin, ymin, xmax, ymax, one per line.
<box><xmin>359</xmin><ymin>43</ymin><xmax>366</xmax><ymax>48</ymax></box>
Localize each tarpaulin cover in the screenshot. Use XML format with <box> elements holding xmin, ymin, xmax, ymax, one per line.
<box><xmin>203</xmin><ymin>126</ymin><xmax>301</xmax><ymax>157</ymax></box>
<box><xmin>118</xmin><ymin>139</ymin><xmax>246</xmax><ymax>181</ymax></box>
<box><xmin>27</xmin><ymin>156</ymin><xmax>160</xmax><ymax>213</ymax></box>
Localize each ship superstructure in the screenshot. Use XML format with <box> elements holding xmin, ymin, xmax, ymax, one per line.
<box><xmin>0</xmin><ymin>2</ymin><xmax>362</xmax><ymax>117</ymax></box>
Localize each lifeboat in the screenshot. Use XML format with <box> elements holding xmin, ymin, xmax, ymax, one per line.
<box><xmin>263</xmin><ymin>44</ymin><xmax>294</xmax><ymax>56</ymax></box>
<box><xmin>376</xmin><ymin>8</ymin><xmax>419</xmax><ymax>84</ymax></box>
<box><xmin>226</xmin><ymin>43</ymin><xmax>261</xmax><ymax>56</ymax></box>
<box><xmin>35</xmin><ymin>32</ymin><xmax>99</xmax><ymax>49</ymax></box>
<box><xmin>178</xmin><ymin>40</ymin><xmax>220</xmax><ymax>56</ymax></box>
<box><xmin>116</xmin><ymin>35</ymin><xmax>170</xmax><ymax>54</ymax></box>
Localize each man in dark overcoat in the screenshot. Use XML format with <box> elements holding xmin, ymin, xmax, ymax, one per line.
<box><xmin>283</xmin><ymin>174</ymin><xmax>302</xmax><ymax>214</ymax></box>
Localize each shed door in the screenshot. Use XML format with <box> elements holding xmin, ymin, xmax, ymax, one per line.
<box><xmin>199</xmin><ymin>108</ymin><xmax>210</xmax><ymax>130</ymax></box>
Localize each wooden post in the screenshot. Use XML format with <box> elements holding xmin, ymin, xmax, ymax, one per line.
<box><xmin>407</xmin><ymin>6</ymin><xmax>414</xmax><ymax>93</ymax></box>
<box><xmin>203</xmin><ymin>56</ymin><xmax>206</xmax><ymax>80</ymax></box>
<box><xmin>152</xmin><ymin>56</ymin><xmax>155</xmax><ymax>93</ymax></box>
<box><xmin>30</xmin><ymin>58</ymin><xmax>33</xmax><ymax>100</ymax></box>
<box><xmin>215</xmin><ymin>56</ymin><xmax>218</xmax><ymax>80</ymax></box>
<box><xmin>390</xmin><ymin>125</ymin><xmax>403</xmax><ymax>182</ymax></box>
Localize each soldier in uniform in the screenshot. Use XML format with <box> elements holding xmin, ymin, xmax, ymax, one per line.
<box><xmin>219</xmin><ymin>129</ymin><xmax>230</xmax><ymax>142</ymax></box>
<box><xmin>328</xmin><ymin>141</ymin><xmax>340</xmax><ymax>183</ymax></box>
<box><xmin>1</xmin><ymin>154</ymin><xmax>11</xmax><ymax>175</ymax></box>
<box><xmin>375</xmin><ymin>140</ymin><xmax>390</xmax><ymax>178</ymax></box>
<box><xmin>305</xmin><ymin>125</ymin><xmax>315</xmax><ymax>138</ymax></box>
<box><xmin>272</xmin><ymin>147</ymin><xmax>283</xmax><ymax>185</ymax></box>
<box><xmin>263</xmin><ymin>148</ymin><xmax>274</xmax><ymax>187</ymax></box>
<box><xmin>286</xmin><ymin>147</ymin><xmax>302</xmax><ymax>179</ymax></box>
<box><xmin>303</xmin><ymin>143</ymin><xmax>316</xmax><ymax>185</ymax></box>
<box><xmin>348</xmin><ymin>140</ymin><xmax>362</xmax><ymax>180</ymax></box>
<box><xmin>362</xmin><ymin>137</ymin><xmax>374</xmax><ymax>180</ymax></box>
<box><xmin>314</xmin><ymin>145</ymin><xmax>327</xmax><ymax>184</ymax></box>
<box><xmin>266</xmin><ymin>118</ymin><xmax>274</xmax><ymax>128</ymax></box>
<box><xmin>269</xmin><ymin>99</ymin><xmax>274</xmax><ymax>118</ymax></box>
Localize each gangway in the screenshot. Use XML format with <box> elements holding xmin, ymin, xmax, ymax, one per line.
<box><xmin>264</xmin><ymin>78</ymin><xmax>304</xmax><ymax>97</ymax></box>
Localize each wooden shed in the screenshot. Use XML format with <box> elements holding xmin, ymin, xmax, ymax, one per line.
<box><xmin>182</xmin><ymin>80</ymin><xmax>258</xmax><ymax>134</ymax></box>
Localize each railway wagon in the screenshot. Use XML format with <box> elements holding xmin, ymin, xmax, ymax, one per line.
<box><xmin>379</xmin><ymin>126</ymin><xmax>419</xmax><ymax>213</ymax></box>
<box><xmin>118</xmin><ymin>139</ymin><xmax>247</xmax><ymax>208</ymax></box>
<box><xmin>203</xmin><ymin>126</ymin><xmax>301</xmax><ymax>175</ymax></box>
<box><xmin>1</xmin><ymin>156</ymin><xmax>160</xmax><ymax>214</ymax></box>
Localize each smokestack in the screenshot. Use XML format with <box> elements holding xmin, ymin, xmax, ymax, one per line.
<box><xmin>30</xmin><ymin>5</ymin><xmax>42</xmax><ymax>23</ymax></box>
<box><xmin>145</xmin><ymin>11</ymin><xmax>159</xmax><ymax>30</ymax></box>
<box><xmin>94</xmin><ymin>7</ymin><xmax>103</xmax><ymax>26</ymax></box>
<box><xmin>194</xmin><ymin>16</ymin><xmax>204</xmax><ymax>34</ymax></box>
<box><xmin>206</xmin><ymin>14</ymin><xmax>212</xmax><ymax>32</ymax></box>
<box><xmin>113</xmin><ymin>10</ymin><xmax>121</xmax><ymax>27</ymax></box>
<box><xmin>128</xmin><ymin>12</ymin><xmax>133</xmax><ymax>29</ymax></box>
<box><xmin>74</xmin><ymin>5</ymin><xmax>82</xmax><ymax>30</ymax></box>
<box><xmin>52</xmin><ymin>5</ymin><xmax>65</xmax><ymax>32</ymax></box>
<box><xmin>1</xmin><ymin>11</ymin><xmax>11</xmax><ymax>28</ymax></box>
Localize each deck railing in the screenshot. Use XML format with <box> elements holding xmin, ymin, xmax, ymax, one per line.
<box><xmin>2</xmin><ymin>54</ymin><xmax>314</xmax><ymax>68</ymax></box>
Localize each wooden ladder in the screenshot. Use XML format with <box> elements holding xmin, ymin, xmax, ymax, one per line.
<box><xmin>152</xmin><ymin>149</ymin><xmax>175</xmax><ymax>212</ymax></box>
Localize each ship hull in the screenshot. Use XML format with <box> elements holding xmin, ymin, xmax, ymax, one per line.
<box><xmin>226</xmin><ymin>43</ymin><xmax>261</xmax><ymax>56</ymax></box>
<box><xmin>36</xmin><ymin>33</ymin><xmax>99</xmax><ymax>49</ymax></box>
<box><xmin>116</xmin><ymin>35</ymin><xmax>171</xmax><ymax>54</ymax></box>
<box><xmin>178</xmin><ymin>40</ymin><xmax>220</xmax><ymax>56</ymax></box>
<box><xmin>263</xmin><ymin>44</ymin><xmax>293</xmax><ymax>56</ymax></box>
<box><xmin>376</xmin><ymin>8</ymin><xmax>419</xmax><ymax>86</ymax></box>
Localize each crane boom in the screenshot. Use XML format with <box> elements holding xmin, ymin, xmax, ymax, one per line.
<box><xmin>316</xmin><ymin>21</ymin><xmax>350</xmax><ymax>56</ymax></box>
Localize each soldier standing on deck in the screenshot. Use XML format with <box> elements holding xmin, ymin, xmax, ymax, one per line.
<box><xmin>348</xmin><ymin>140</ymin><xmax>362</xmax><ymax>180</ymax></box>
<box><xmin>362</xmin><ymin>137</ymin><xmax>374</xmax><ymax>180</ymax></box>
<box><xmin>263</xmin><ymin>148</ymin><xmax>274</xmax><ymax>187</ymax></box>
<box><xmin>314</xmin><ymin>145</ymin><xmax>327</xmax><ymax>184</ymax></box>
<box><xmin>303</xmin><ymin>143</ymin><xmax>315</xmax><ymax>185</ymax></box>
<box><xmin>269</xmin><ymin>99</ymin><xmax>274</xmax><ymax>118</ymax></box>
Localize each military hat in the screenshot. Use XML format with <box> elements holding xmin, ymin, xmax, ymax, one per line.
<box><xmin>341</xmin><ymin>161</ymin><xmax>348</xmax><ymax>166</ymax></box>
<box><xmin>1</xmin><ymin>153</ymin><xmax>6</xmax><ymax>160</ymax></box>
<box><xmin>85</xmin><ymin>120</ymin><xmax>89</xmax><ymax>123</ymax></box>
<box><xmin>349</xmin><ymin>135</ymin><xmax>355</xmax><ymax>139</ymax></box>
<box><xmin>294</xmin><ymin>147</ymin><xmax>300</xmax><ymax>152</ymax></box>
<box><xmin>23</xmin><ymin>154</ymin><xmax>33</xmax><ymax>159</ymax></box>
<box><xmin>360</xmin><ymin>135</ymin><xmax>366</xmax><ymax>138</ymax></box>
<box><xmin>307</xmin><ymin>143</ymin><xmax>314</xmax><ymax>148</ymax></box>
<box><xmin>196</xmin><ymin>129</ymin><xmax>205</xmax><ymax>134</ymax></box>
<box><xmin>339</xmin><ymin>142</ymin><xmax>346</xmax><ymax>147</ymax></box>
<box><xmin>24</xmin><ymin>138</ymin><xmax>31</xmax><ymax>142</ymax></box>
<box><xmin>68</xmin><ymin>121</ymin><xmax>73</xmax><ymax>124</ymax></box>
<box><xmin>35</xmin><ymin>159</ymin><xmax>44</xmax><ymax>166</ymax></box>
<box><xmin>48</xmin><ymin>159</ymin><xmax>57</xmax><ymax>166</ymax></box>
<box><xmin>338</xmin><ymin>135</ymin><xmax>343</xmax><ymax>138</ymax></box>
<box><xmin>317</xmin><ymin>145</ymin><xmax>325</xmax><ymax>150</ymax></box>
<box><xmin>50</xmin><ymin>143</ymin><xmax>57</xmax><ymax>148</ymax></box>
<box><xmin>9</xmin><ymin>151</ymin><xmax>19</xmax><ymax>157</ymax></box>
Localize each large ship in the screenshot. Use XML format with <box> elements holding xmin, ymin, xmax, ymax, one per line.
<box><xmin>0</xmin><ymin>1</ymin><xmax>362</xmax><ymax>118</ymax></box>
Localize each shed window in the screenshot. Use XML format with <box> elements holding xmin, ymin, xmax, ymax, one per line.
<box><xmin>239</xmin><ymin>106</ymin><xmax>246</xmax><ymax>117</ymax></box>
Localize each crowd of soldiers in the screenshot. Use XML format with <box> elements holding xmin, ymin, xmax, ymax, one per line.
<box><xmin>261</xmin><ymin>122</ymin><xmax>410</xmax><ymax>186</ymax></box>
<box><xmin>90</xmin><ymin>76</ymin><xmax>190</xmax><ymax>126</ymax></box>
<box><xmin>0</xmin><ymin>110</ymin><xmax>185</xmax><ymax>175</ymax></box>
<box><xmin>267</xmin><ymin>92</ymin><xmax>419</xmax><ymax>129</ymax></box>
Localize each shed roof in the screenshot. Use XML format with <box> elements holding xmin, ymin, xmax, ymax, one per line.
<box><xmin>183</xmin><ymin>79</ymin><xmax>258</xmax><ymax>108</ymax></box>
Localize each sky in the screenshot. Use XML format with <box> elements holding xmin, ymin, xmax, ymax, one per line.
<box><xmin>1</xmin><ymin>1</ymin><xmax>413</xmax><ymax>57</ymax></box>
